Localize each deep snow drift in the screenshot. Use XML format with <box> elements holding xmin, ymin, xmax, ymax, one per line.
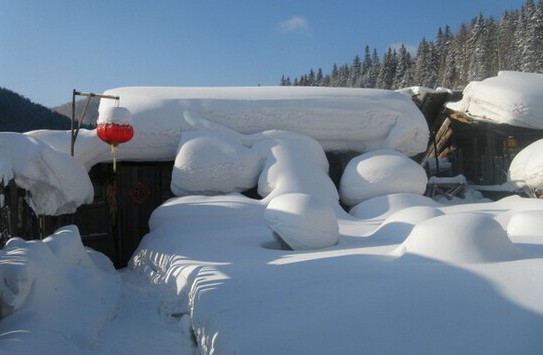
<box><xmin>2</xmin><ymin>81</ymin><xmax>543</xmax><ymax>354</ymax></box>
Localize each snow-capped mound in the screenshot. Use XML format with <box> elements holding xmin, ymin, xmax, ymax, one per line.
<box><xmin>508</xmin><ymin>139</ymin><xmax>543</xmax><ymax>191</ymax></box>
<box><xmin>171</xmin><ymin>130</ymin><xmax>262</xmax><ymax>196</ymax></box>
<box><xmin>170</xmin><ymin>125</ymin><xmax>343</xmax><ymax>213</ymax></box>
<box><xmin>256</xmin><ymin>131</ymin><xmax>339</xmax><ymax>207</ymax></box>
<box><xmin>395</xmin><ymin>213</ymin><xmax>521</xmax><ymax>263</ymax></box>
<box><xmin>0</xmin><ymin>132</ymin><xmax>94</xmax><ymax>215</ymax></box>
<box><xmin>369</xmin><ymin>206</ymin><xmax>444</xmax><ymax>244</ymax></box>
<box><xmin>446</xmin><ymin>71</ymin><xmax>543</xmax><ymax>129</ymax></box>
<box><xmin>340</xmin><ymin>149</ymin><xmax>428</xmax><ymax>207</ymax></box>
<box><xmin>264</xmin><ymin>193</ymin><xmax>338</xmax><ymax>250</ymax></box>
<box><xmin>507</xmin><ymin>210</ymin><xmax>543</xmax><ymax>240</ymax></box>
<box><xmin>350</xmin><ymin>193</ymin><xmax>440</xmax><ymax>220</ymax></box>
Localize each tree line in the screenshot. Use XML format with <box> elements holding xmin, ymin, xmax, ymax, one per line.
<box><xmin>281</xmin><ymin>0</ymin><xmax>543</xmax><ymax>90</ymax></box>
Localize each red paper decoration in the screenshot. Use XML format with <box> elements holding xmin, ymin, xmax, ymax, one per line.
<box><xmin>96</xmin><ymin>106</ymin><xmax>134</xmax><ymax>172</ymax></box>
<box><xmin>97</xmin><ymin>123</ymin><xmax>134</xmax><ymax>146</ymax></box>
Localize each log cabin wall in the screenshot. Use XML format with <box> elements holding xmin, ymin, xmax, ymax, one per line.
<box><xmin>29</xmin><ymin>162</ymin><xmax>174</xmax><ymax>268</ymax></box>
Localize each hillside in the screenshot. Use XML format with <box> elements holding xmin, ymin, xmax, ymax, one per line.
<box><xmin>52</xmin><ymin>99</ymin><xmax>99</xmax><ymax>127</ymax></box>
<box><xmin>0</xmin><ymin>87</ymin><xmax>73</xmax><ymax>132</ymax></box>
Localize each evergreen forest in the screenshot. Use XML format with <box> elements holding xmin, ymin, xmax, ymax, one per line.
<box><xmin>281</xmin><ymin>0</ymin><xmax>543</xmax><ymax>90</ymax></box>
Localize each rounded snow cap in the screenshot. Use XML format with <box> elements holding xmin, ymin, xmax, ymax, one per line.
<box><xmin>339</xmin><ymin>149</ymin><xmax>428</xmax><ymax>207</ymax></box>
<box><xmin>97</xmin><ymin>106</ymin><xmax>133</xmax><ymax>125</ymax></box>
<box><xmin>264</xmin><ymin>193</ymin><xmax>339</xmax><ymax>250</ymax></box>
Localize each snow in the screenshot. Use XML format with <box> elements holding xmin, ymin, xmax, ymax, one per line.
<box><xmin>264</xmin><ymin>193</ymin><xmax>339</xmax><ymax>250</ymax></box>
<box><xmin>339</xmin><ymin>149</ymin><xmax>428</xmax><ymax>207</ymax></box>
<box><xmin>446</xmin><ymin>71</ymin><xmax>543</xmax><ymax>129</ymax></box>
<box><xmin>0</xmin><ymin>226</ymin><xmax>120</xmax><ymax>354</ymax></box>
<box><xmin>97</xmin><ymin>85</ymin><xmax>429</xmax><ymax>157</ymax></box>
<box><xmin>508</xmin><ymin>138</ymin><xmax>543</xmax><ymax>192</ymax></box>
<box><xmin>97</xmin><ymin>106</ymin><xmax>133</xmax><ymax>125</ymax></box>
<box><xmin>0</xmin><ymin>132</ymin><xmax>93</xmax><ymax>215</ymax></box>
<box><xmin>393</xmin><ymin>213</ymin><xmax>522</xmax><ymax>263</ymax></box>
<box><xmin>2</xmin><ymin>83</ymin><xmax>543</xmax><ymax>354</ymax></box>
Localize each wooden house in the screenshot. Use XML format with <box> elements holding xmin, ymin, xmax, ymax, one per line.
<box><xmin>423</xmin><ymin>94</ymin><xmax>543</xmax><ymax>192</ymax></box>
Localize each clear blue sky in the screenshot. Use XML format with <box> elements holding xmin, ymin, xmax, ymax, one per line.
<box><xmin>0</xmin><ymin>0</ymin><xmax>528</xmax><ymax>107</ymax></box>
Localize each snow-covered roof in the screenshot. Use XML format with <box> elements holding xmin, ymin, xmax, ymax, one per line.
<box><xmin>98</xmin><ymin>86</ymin><xmax>429</xmax><ymax>158</ymax></box>
<box><xmin>446</xmin><ymin>71</ymin><xmax>543</xmax><ymax>129</ymax></box>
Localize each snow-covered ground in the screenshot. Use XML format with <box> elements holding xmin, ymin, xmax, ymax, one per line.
<box><xmin>2</xmin><ymin>79</ymin><xmax>543</xmax><ymax>354</ymax></box>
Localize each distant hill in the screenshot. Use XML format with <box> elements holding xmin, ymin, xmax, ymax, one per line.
<box><xmin>0</xmin><ymin>87</ymin><xmax>75</xmax><ymax>133</ymax></box>
<box><xmin>52</xmin><ymin>99</ymin><xmax>99</xmax><ymax>127</ymax></box>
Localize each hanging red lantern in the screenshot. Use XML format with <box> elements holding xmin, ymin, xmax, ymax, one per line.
<box><xmin>96</xmin><ymin>106</ymin><xmax>134</xmax><ymax>172</ymax></box>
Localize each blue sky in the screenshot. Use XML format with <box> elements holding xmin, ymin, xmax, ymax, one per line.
<box><xmin>0</xmin><ymin>0</ymin><xmax>528</xmax><ymax>107</ymax></box>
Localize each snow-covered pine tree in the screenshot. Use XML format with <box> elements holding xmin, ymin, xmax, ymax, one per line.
<box><xmin>316</xmin><ymin>68</ymin><xmax>324</xmax><ymax>86</ymax></box>
<box><xmin>498</xmin><ymin>10</ymin><xmax>520</xmax><ymax>71</ymax></box>
<box><xmin>368</xmin><ymin>49</ymin><xmax>380</xmax><ymax>88</ymax></box>
<box><xmin>376</xmin><ymin>47</ymin><xmax>397</xmax><ymax>89</ymax></box>
<box><xmin>393</xmin><ymin>44</ymin><xmax>413</xmax><ymax>89</ymax></box>
<box><xmin>412</xmin><ymin>38</ymin><xmax>438</xmax><ymax>87</ymax></box>
<box><xmin>519</xmin><ymin>0</ymin><xmax>543</xmax><ymax>72</ymax></box>
<box><xmin>348</xmin><ymin>55</ymin><xmax>362</xmax><ymax>87</ymax></box>
<box><xmin>359</xmin><ymin>45</ymin><xmax>373</xmax><ymax>88</ymax></box>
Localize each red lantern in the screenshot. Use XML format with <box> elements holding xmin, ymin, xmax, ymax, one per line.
<box><xmin>96</xmin><ymin>106</ymin><xmax>134</xmax><ymax>172</ymax></box>
<box><xmin>97</xmin><ymin>123</ymin><xmax>134</xmax><ymax>145</ymax></box>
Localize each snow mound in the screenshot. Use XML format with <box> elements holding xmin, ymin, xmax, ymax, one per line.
<box><xmin>264</xmin><ymin>193</ymin><xmax>339</xmax><ymax>250</ymax></box>
<box><xmin>0</xmin><ymin>132</ymin><xmax>94</xmax><ymax>215</ymax></box>
<box><xmin>508</xmin><ymin>138</ymin><xmax>543</xmax><ymax>191</ymax></box>
<box><xmin>256</xmin><ymin>131</ymin><xmax>339</xmax><ymax>207</ymax></box>
<box><xmin>350</xmin><ymin>193</ymin><xmax>440</xmax><ymax>220</ymax></box>
<box><xmin>446</xmin><ymin>71</ymin><xmax>543</xmax><ymax>129</ymax></box>
<box><xmin>171</xmin><ymin>130</ymin><xmax>262</xmax><ymax>196</ymax></box>
<box><xmin>0</xmin><ymin>225</ymin><xmax>120</xmax><ymax>353</ymax></box>
<box><xmin>507</xmin><ymin>210</ymin><xmax>543</xmax><ymax>240</ymax></box>
<box><xmin>171</xmin><ymin>125</ymin><xmax>343</xmax><ymax>213</ymax></box>
<box><xmin>369</xmin><ymin>206</ymin><xmax>444</xmax><ymax>244</ymax></box>
<box><xmin>395</xmin><ymin>213</ymin><xmax>521</xmax><ymax>263</ymax></box>
<box><xmin>339</xmin><ymin>149</ymin><xmax>428</xmax><ymax>207</ymax></box>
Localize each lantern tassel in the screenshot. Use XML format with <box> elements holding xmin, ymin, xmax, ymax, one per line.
<box><xmin>111</xmin><ymin>143</ymin><xmax>119</xmax><ymax>173</ymax></box>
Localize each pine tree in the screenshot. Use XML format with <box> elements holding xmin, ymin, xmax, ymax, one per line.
<box><xmin>454</xmin><ymin>23</ymin><xmax>470</xmax><ymax>86</ymax></box>
<box><xmin>316</xmin><ymin>68</ymin><xmax>324</xmax><ymax>86</ymax></box>
<box><xmin>435</xmin><ymin>26</ymin><xmax>454</xmax><ymax>87</ymax></box>
<box><xmin>307</xmin><ymin>69</ymin><xmax>316</xmax><ymax>86</ymax></box>
<box><xmin>368</xmin><ymin>49</ymin><xmax>380</xmax><ymax>88</ymax></box>
<box><xmin>359</xmin><ymin>46</ymin><xmax>373</xmax><ymax>88</ymax></box>
<box><xmin>348</xmin><ymin>55</ymin><xmax>362</xmax><ymax>87</ymax></box>
<box><xmin>519</xmin><ymin>0</ymin><xmax>543</xmax><ymax>72</ymax></box>
<box><xmin>393</xmin><ymin>44</ymin><xmax>413</xmax><ymax>89</ymax></box>
<box><xmin>498</xmin><ymin>10</ymin><xmax>520</xmax><ymax>71</ymax></box>
<box><xmin>467</xmin><ymin>14</ymin><xmax>493</xmax><ymax>81</ymax></box>
<box><xmin>377</xmin><ymin>47</ymin><xmax>397</xmax><ymax>89</ymax></box>
<box><xmin>412</xmin><ymin>38</ymin><xmax>438</xmax><ymax>87</ymax></box>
